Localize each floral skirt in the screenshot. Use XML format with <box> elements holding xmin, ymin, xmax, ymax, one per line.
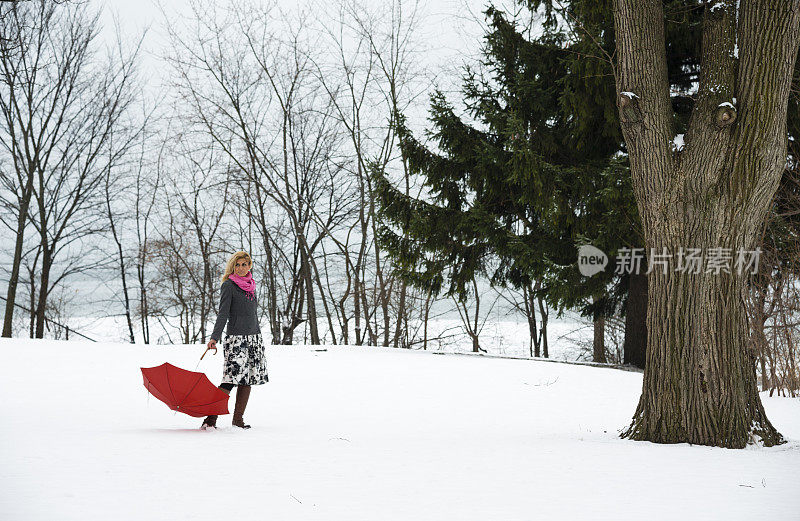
<box><xmin>221</xmin><ymin>333</ymin><xmax>268</xmax><ymax>385</ymax></box>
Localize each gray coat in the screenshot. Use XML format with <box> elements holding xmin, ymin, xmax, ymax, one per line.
<box><xmin>210</xmin><ymin>279</ymin><xmax>261</xmax><ymax>341</ymax></box>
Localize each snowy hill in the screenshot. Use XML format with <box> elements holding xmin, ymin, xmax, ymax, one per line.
<box><xmin>1</xmin><ymin>338</ymin><xmax>798</xmax><ymax>520</ymax></box>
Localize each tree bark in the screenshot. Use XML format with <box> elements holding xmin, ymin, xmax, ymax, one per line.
<box><xmin>614</xmin><ymin>0</ymin><xmax>800</xmax><ymax>447</ymax></box>
<box><xmin>300</xmin><ymin>246</ymin><xmax>320</xmax><ymax>345</ymax></box>
<box><xmin>34</xmin><ymin>245</ymin><xmax>52</xmax><ymax>339</ymax></box>
<box><xmin>592</xmin><ymin>294</ymin><xmax>607</xmax><ymax>363</ymax></box>
<box><xmin>523</xmin><ymin>283</ymin><xmax>539</xmax><ymax>357</ymax></box>
<box><xmin>623</xmin><ymin>272</ymin><xmax>647</xmax><ymax>368</ymax></box>
<box><xmin>593</xmin><ymin>312</ymin><xmax>606</xmax><ymax>363</ymax></box>
<box><xmin>137</xmin><ymin>241</ymin><xmax>151</xmax><ymax>344</ymax></box>
<box><xmin>538</xmin><ymin>293</ymin><xmax>549</xmax><ymax>358</ymax></box>
<box><xmin>2</xmin><ymin>178</ymin><xmax>32</xmax><ymax>337</ymax></box>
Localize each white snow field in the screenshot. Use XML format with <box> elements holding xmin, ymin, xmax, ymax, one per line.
<box><xmin>1</xmin><ymin>338</ymin><xmax>798</xmax><ymax>521</ymax></box>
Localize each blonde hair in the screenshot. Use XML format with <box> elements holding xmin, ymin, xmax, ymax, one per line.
<box><xmin>220</xmin><ymin>251</ymin><xmax>253</xmax><ymax>282</ymax></box>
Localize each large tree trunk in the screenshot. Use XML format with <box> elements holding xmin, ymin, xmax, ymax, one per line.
<box><xmin>614</xmin><ymin>0</ymin><xmax>800</xmax><ymax>447</ymax></box>
<box><xmin>623</xmin><ymin>272</ymin><xmax>647</xmax><ymax>368</ymax></box>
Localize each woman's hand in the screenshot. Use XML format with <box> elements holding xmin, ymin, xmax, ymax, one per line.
<box><xmin>201</xmin><ymin>339</ymin><xmax>218</xmax><ymax>360</ymax></box>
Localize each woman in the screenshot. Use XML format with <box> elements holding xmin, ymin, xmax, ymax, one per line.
<box><xmin>201</xmin><ymin>251</ymin><xmax>268</xmax><ymax>429</ymax></box>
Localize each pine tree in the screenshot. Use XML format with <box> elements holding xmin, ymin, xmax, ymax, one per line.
<box><xmin>375</xmin><ymin>2</ymin><xmax>707</xmax><ymax>366</ymax></box>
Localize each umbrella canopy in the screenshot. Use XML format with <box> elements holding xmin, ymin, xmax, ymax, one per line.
<box><xmin>141</xmin><ymin>362</ymin><xmax>230</xmax><ymax>417</ymax></box>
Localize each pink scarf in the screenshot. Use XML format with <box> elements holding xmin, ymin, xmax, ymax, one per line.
<box><xmin>228</xmin><ymin>271</ymin><xmax>256</xmax><ymax>300</ymax></box>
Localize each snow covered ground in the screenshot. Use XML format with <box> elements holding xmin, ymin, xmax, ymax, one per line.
<box><xmin>2</xmin><ymin>338</ymin><xmax>798</xmax><ymax>521</ymax></box>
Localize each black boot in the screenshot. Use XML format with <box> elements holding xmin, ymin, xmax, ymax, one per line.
<box><xmin>232</xmin><ymin>385</ymin><xmax>251</xmax><ymax>429</ymax></box>
<box><xmin>201</xmin><ymin>384</ymin><xmax>232</xmax><ymax>430</ymax></box>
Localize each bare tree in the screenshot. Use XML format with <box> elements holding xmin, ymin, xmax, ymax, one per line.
<box><xmin>747</xmin><ymin>169</ymin><xmax>800</xmax><ymax>397</ymax></box>
<box><xmin>164</xmin><ymin>0</ymin><xmax>351</xmax><ymax>345</ymax></box>
<box><xmin>103</xmin><ymin>157</ymin><xmax>136</xmax><ymax>343</ymax></box>
<box><xmin>0</xmin><ymin>1</ymin><xmax>62</xmax><ymax>337</ymax></box>
<box><xmin>132</xmin><ymin>126</ymin><xmax>165</xmax><ymax>344</ymax></box>
<box><xmin>0</xmin><ymin>0</ymin><xmax>141</xmax><ymax>338</ymax></box>
<box><xmin>165</xmin><ymin>134</ymin><xmax>232</xmax><ymax>343</ymax></box>
<box><xmin>450</xmin><ymin>278</ymin><xmax>497</xmax><ymax>353</ymax></box>
<box><xmin>102</xmin><ymin>101</ymin><xmax>156</xmax><ymax>344</ymax></box>
<box><xmin>311</xmin><ymin>0</ymin><xmax>429</xmax><ymax>347</ymax></box>
<box><xmin>494</xmin><ymin>281</ymin><xmax>549</xmax><ymax>357</ymax></box>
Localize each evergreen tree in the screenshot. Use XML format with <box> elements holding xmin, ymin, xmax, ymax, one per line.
<box><xmin>375</xmin><ymin>0</ymin><xmax>797</xmax><ymax>371</ymax></box>
<box><xmin>375</xmin><ymin>2</ymin><xmax>705</xmax><ymax>365</ymax></box>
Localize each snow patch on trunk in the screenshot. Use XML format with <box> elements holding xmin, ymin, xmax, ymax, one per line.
<box><xmin>672</xmin><ymin>134</ymin><xmax>685</xmax><ymax>151</ymax></box>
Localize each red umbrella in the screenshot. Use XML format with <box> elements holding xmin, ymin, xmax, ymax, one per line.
<box><xmin>141</xmin><ymin>362</ymin><xmax>230</xmax><ymax>418</ymax></box>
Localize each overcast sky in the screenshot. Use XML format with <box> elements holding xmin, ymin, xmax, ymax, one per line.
<box><xmin>91</xmin><ymin>0</ymin><xmax>533</xmax><ymax>168</ymax></box>
<box><xmin>96</xmin><ymin>0</ymin><xmax>502</xmax><ymax>94</ymax></box>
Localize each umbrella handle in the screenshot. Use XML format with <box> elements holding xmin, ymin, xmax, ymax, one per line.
<box><xmin>201</xmin><ymin>346</ymin><xmax>217</xmax><ymax>360</ymax></box>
